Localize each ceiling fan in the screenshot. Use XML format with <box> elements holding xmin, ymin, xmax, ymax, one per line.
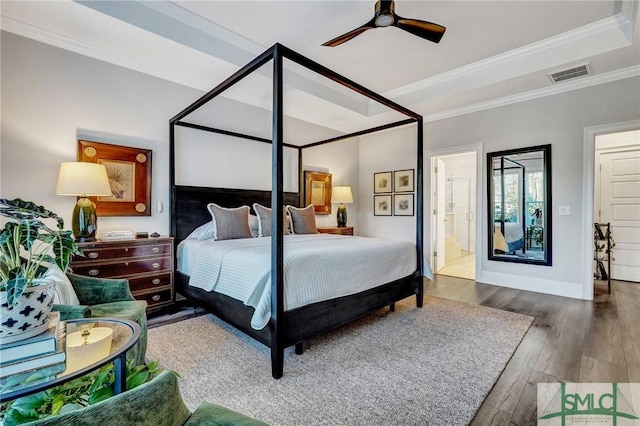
<box><xmin>322</xmin><ymin>0</ymin><xmax>446</xmax><ymax>47</ymax></box>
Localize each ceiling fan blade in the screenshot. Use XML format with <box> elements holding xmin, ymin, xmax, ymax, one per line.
<box><xmin>395</xmin><ymin>18</ymin><xmax>446</xmax><ymax>43</ymax></box>
<box><xmin>322</xmin><ymin>19</ymin><xmax>376</xmax><ymax>47</ymax></box>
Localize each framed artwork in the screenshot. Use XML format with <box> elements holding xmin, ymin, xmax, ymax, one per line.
<box><xmin>374</xmin><ymin>195</ymin><xmax>392</xmax><ymax>216</ymax></box>
<box><xmin>394</xmin><ymin>169</ymin><xmax>414</xmax><ymax>193</ymax></box>
<box><xmin>78</xmin><ymin>140</ymin><xmax>152</xmax><ymax>216</ymax></box>
<box><xmin>374</xmin><ymin>171</ymin><xmax>392</xmax><ymax>194</ymax></box>
<box><xmin>394</xmin><ymin>194</ymin><xmax>414</xmax><ymax>216</ymax></box>
<box><xmin>304</xmin><ymin>171</ymin><xmax>332</xmax><ymax>214</ymax></box>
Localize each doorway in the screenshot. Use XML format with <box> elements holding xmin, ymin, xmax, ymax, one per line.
<box><xmin>431</xmin><ymin>151</ymin><xmax>477</xmax><ymax>280</ymax></box>
<box><xmin>594</xmin><ymin>129</ymin><xmax>640</xmax><ymax>283</ymax></box>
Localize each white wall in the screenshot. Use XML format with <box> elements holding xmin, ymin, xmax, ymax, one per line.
<box><xmin>358</xmin><ymin>125</ymin><xmax>419</xmax><ymax>242</ymax></box>
<box><xmin>302</xmin><ymin>138</ymin><xmax>360</xmax><ymax>230</ymax></box>
<box><xmin>420</xmin><ymin>77</ymin><xmax>640</xmax><ymax>298</ymax></box>
<box><xmin>1</xmin><ymin>32</ymin><xmax>341</xmax><ymax>234</ymax></box>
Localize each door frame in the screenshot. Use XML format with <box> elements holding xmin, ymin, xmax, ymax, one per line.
<box><xmin>582</xmin><ymin>119</ymin><xmax>640</xmax><ymax>299</ymax></box>
<box><xmin>426</xmin><ymin>143</ymin><xmax>483</xmax><ymax>281</ymax></box>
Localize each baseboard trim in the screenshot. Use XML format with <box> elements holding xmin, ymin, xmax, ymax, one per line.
<box><xmin>479</xmin><ymin>270</ymin><xmax>585</xmax><ymax>299</ymax></box>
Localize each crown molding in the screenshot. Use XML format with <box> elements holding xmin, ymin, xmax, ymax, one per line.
<box><xmin>368</xmin><ymin>12</ymin><xmax>635</xmax><ymax>116</ymax></box>
<box><xmin>423</xmin><ymin>65</ymin><xmax>640</xmax><ymax>123</ymax></box>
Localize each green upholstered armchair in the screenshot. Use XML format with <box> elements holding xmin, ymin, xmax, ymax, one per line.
<box><xmin>26</xmin><ymin>370</ymin><xmax>268</xmax><ymax>426</ymax></box>
<box><xmin>52</xmin><ymin>273</ymin><xmax>147</xmax><ymax>366</ymax></box>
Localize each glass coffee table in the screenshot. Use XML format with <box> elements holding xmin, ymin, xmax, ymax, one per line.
<box><xmin>0</xmin><ymin>318</ymin><xmax>140</xmax><ymax>402</ymax></box>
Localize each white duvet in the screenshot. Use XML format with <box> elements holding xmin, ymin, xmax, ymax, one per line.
<box><xmin>177</xmin><ymin>234</ymin><xmax>417</xmax><ymax>330</ymax></box>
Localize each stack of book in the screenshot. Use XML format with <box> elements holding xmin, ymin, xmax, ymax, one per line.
<box><xmin>0</xmin><ymin>312</ymin><xmax>67</xmax><ymax>394</ymax></box>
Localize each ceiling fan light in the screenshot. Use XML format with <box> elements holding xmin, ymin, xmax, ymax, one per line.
<box><xmin>375</xmin><ymin>14</ymin><xmax>394</xmax><ymax>27</ymax></box>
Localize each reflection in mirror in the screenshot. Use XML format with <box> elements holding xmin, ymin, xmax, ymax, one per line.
<box><xmin>488</xmin><ymin>145</ymin><xmax>552</xmax><ymax>266</ymax></box>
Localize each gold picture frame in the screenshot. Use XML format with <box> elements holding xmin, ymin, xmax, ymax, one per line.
<box><xmin>304</xmin><ymin>171</ymin><xmax>332</xmax><ymax>215</ymax></box>
<box><xmin>78</xmin><ymin>140</ymin><xmax>152</xmax><ymax>216</ymax></box>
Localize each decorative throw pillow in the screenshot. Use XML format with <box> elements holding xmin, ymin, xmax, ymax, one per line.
<box><xmin>286</xmin><ymin>205</ymin><xmax>318</xmax><ymax>234</ymax></box>
<box><xmin>206</xmin><ymin>203</ymin><xmax>253</xmax><ymax>240</ymax></box>
<box><xmin>253</xmin><ymin>204</ymin><xmax>290</xmax><ymax>237</ymax></box>
<box><xmin>186</xmin><ymin>221</ymin><xmax>215</xmax><ymax>240</ymax></box>
<box><xmin>45</xmin><ymin>265</ymin><xmax>80</xmax><ymax>305</ymax></box>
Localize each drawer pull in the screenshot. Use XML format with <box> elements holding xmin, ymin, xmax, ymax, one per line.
<box><xmin>88</xmin><ymin>252</ymin><xmax>99</xmax><ymax>259</ymax></box>
<box><xmin>124</xmin><ymin>262</ymin><xmax>129</xmax><ymax>267</ymax></box>
<box><xmin>152</xmin><ymin>262</ymin><xmax>160</xmax><ymax>269</ymax></box>
<box><xmin>151</xmin><ymin>295</ymin><xmax>161</xmax><ymax>302</ymax></box>
<box><xmin>124</xmin><ymin>248</ymin><xmax>129</xmax><ymax>252</ymax></box>
<box><xmin>152</xmin><ymin>278</ymin><xmax>161</xmax><ymax>285</ymax></box>
<box><xmin>88</xmin><ymin>269</ymin><xmax>99</xmax><ymax>276</ymax></box>
<box><xmin>152</xmin><ymin>247</ymin><xmax>160</xmax><ymax>253</ymax></box>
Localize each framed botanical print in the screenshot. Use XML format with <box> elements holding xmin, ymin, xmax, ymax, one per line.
<box><xmin>374</xmin><ymin>171</ymin><xmax>392</xmax><ymax>194</ymax></box>
<box><xmin>374</xmin><ymin>195</ymin><xmax>392</xmax><ymax>216</ymax></box>
<box><xmin>304</xmin><ymin>171</ymin><xmax>332</xmax><ymax>214</ymax></box>
<box><xmin>78</xmin><ymin>140</ymin><xmax>152</xmax><ymax>216</ymax></box>
<box><xmin>394</xmin><ymin>169</ymin><xmax>414</xmax><ymax>193</ymax></box>
<box><xmin>393</xmin><ymin>194</ymin><xmax>414</xmax><ymax>216</ymax></box>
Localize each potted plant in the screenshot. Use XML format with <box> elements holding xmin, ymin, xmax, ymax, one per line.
<box><xmin>0</xmin><ymin>360</ymin><xmax>165</xmax><ymax>425</ymax></box>
<box><xmin>0</xmin><ymin>198</ymin><xmax>80</xmax><ymax>342</ymax></box>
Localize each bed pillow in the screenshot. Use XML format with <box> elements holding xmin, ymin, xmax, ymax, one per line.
<box><xmin>206</xmin><ymin>203</ymin><xmax>253</xmax><ymax>240</ymax></box>
<box><xmin>186</xmin><ymin>221</ymin><xmax>215</xmax><ymax>241</ymax></box>
<box><xmin>286</xmin><ymin>205</ymin><xmax>318</xmax><ymax>234</ymax></box>
<box><xmin>253</xmin><ymin>204</ymin><xmax>290</xmax><ymax>237</ymax></box>
<box><xmin>249</xmin><ymin>214</ymin><xmax>259</xmax><ymax>237</ymax></box>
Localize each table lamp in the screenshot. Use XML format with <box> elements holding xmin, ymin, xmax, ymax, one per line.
<box><xmin>331</xmin><ymin>185</ymin><xmax>353</xmax><ymax>227</ymax></box>
<box><xmin>56</xmin><ymin>162</ymin><xmax>112</xmax><ymax>242</ymax></box>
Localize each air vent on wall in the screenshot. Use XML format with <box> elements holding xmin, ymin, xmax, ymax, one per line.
<box><xmin>548</xmin><ymin>63</ymin><xmax>591</xmax><ymax>83</ymax></box>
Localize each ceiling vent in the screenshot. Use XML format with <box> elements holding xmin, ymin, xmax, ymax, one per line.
<box><xmin>548</xmin><ymin>63</ymin><xmax>591</xmax><ymax>83</ymax></box>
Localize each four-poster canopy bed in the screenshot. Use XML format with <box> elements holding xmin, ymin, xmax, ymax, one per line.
<box><xmin>169</xmin><ymin>43</ymin><xmax>424</xmax><ymax>379</ymax></box>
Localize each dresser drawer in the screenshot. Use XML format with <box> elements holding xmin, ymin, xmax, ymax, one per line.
<box><xmin>77</xmin><ymin>243</ymin><xmax>172</xmax><ymax>262</ymax></box>
<box><xmin>71</xmin><ymin>237</ymin><xmax>175</xmax><ymax>314</ymax></box>
<box><xmin>128</xmin><ymin>273</ymin><xmax>172</xmax><ymax>293</ymax></box>
<box><xmin>72</xmin><ymin>257</ymin><xmax>172</xmax><ymax>278</ymax></box>
<box><xmin>137</xmin><ymin>289</ymin><xmax>173</xmax><ymax>308</ymax></box>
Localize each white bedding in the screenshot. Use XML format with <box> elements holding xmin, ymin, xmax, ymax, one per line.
<box><xmin>178</xmin><ymin>234</ymin><xmax>417</xmax><ymax>330</ymax></box>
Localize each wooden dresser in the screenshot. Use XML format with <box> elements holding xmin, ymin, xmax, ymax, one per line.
<box><xmin>70</xmin><ymin>237</ymin><xmax>174</xmax><ymax>314</ymax></box>
<box><xmin>317</xmin><ymin>226</ymin><xmax>354</xmax><ymax>236</ymax></box>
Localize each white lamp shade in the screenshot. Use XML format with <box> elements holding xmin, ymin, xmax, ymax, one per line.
<box><xmin>56</xmin><ymin>162</ymin><xmax>112</xmax><ymax>196</ymax></box>
<box><xmin>331</xmin><ymin>186</ymin><xmax>353</xmax><ymax>204</ymax></box>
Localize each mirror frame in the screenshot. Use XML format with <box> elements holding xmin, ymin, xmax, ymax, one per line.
<box><xmin>487</xmin><ymin>144</ymin><xmax>552</xmax><ymax>266</ymax></box>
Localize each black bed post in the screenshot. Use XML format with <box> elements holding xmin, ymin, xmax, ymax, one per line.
<box><xmin>270</xmin><ymin>43</ymin><xmax>285</xmax><ymax>379</ymax></box>
<box><xmin>416</xmin><ymin>119</ymin><xmax>424</xmax><ymax>308</ymax></box>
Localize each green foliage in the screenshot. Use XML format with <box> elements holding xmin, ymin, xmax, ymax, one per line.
<box><xmin>1</xmin><ymin>360</ymin><xmax>166</xmax><ymax>425</ymax></box>
<box><xmin>0</xmin><ymin>198</ymin><xmax>81</xmax><ymax>307</ymax></box>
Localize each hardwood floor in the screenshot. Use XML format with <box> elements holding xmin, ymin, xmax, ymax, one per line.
<box><xmin>149</xmin><ymin>276</ymin><xmax>639</xmax><ymax>425</ymax></box>
<box><xmin>424</xmin><ymin>275</ymin><xmax>639</xmax><ymax>426</ymax></box>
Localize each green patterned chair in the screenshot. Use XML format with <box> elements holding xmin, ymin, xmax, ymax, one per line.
<box><xmin>52</xmin><ymin>273</ymin><xmax>147</xmax><ymax>366</ymax></box>
<box><xmin>27</xmin><ymin>370</ymin><xmax>268</xmax><ymax>426</ymax></box>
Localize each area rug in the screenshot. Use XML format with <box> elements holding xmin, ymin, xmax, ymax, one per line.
<box><xmin>147</xmin><ymin>296</ymin><xmax>533</xmax><ymax>425</ymax></box>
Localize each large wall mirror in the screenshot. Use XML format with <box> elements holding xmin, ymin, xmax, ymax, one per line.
<box><xmin>487</xmin><ymin>144</ymin><xmax>552</xmax><ymax>266</ymax></box>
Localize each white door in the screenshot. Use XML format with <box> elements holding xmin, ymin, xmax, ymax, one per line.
<box><xmin>435</xmin><ymin>158</ymin><xmax>446</xmax><ymax>272</ymax></box>
<box><xmin>599</xmin><ymin>149</ymin><xmax>640</xmax><ymax>282</ymax></box>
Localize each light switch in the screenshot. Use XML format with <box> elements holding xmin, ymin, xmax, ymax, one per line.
<box><xmin>559</xmin><ymin>206</ymin><xmax>571</xmax><ymax>216</ymax></box>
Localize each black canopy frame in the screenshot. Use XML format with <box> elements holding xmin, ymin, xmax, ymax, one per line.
<box><xmin>169</xmin><ymin>43</ymin><xmax>424</xmax><ymax>378</ymax></box>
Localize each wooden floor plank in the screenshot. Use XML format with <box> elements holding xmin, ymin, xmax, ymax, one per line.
<box><xmin>480</xmin><ymin>287</ymin><xmax>521</xmax><ymax>310</ymax></box>
<box><xmin>508</xmin><ymin>369</ymin><xmax>567</xmax><ymax>426</ymax></box>
<box><xmin>526</xmin><ymin>293</ymin><xmax>565</xmax><ymax>328</ymax></box>
<box><xmin>470</xmin><ymin>403</ymin><xmax>512</xmax><ymax>426</ymax></box>
<box><xmin>482</xmin><ymin>320</ymin><xmax>549</xmax><ymax>414</ymax></box>
<box><xmin>578</xmin><ymin>355</ymin><xmax>629</xmax><ymax>383</ymax></box>
<box><xmin>534</xmin><ymin>298</ymin><xmax>591</xmax><ymax>382</ymax></box>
